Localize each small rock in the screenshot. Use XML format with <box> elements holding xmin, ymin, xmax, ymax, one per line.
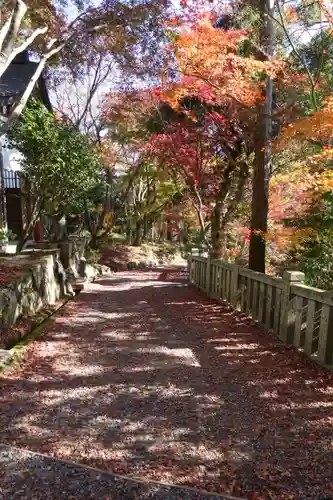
<box><xmin>0</xmin><ymin>349</ymin><xmax>12</xmax><ymax>365</ymax></box>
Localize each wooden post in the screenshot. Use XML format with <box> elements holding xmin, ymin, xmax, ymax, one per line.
<box><xmin>188</xmin><ymin>254</ymin><xmax>193</xmax><ymax>284</ymax></box>
<box><xmin>206</xmin><ymin>257</ymin><xmax>212</xmax><ymax>295</ymax></box>
<box><xmin>323</xmin><ymin>306</ymin><xmax>333</xmax><ymax>366</ymax></box>
<box><xmin>230</xmin><ymin>264</ymin><xmax>239</xmax><ymax>308</ymax></box>
<box><xmin>279</xmin><ymin>270</ymin><xmax>305</xmax><ymax>344</ymax></box>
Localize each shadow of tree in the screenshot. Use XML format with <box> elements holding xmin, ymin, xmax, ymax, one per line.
<box><xmin>0</xmin><ymin>269</ymin><xmax>332</xmax><ymax>500</ymax></box>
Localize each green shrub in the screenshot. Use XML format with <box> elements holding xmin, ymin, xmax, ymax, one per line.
<box><xmin>298</xmin><ymin>230</ymin><xmax>333</xmax><ymax>290</ymax></box>
<box><xmin>85</xmin><ymin>248</ymin><xmax>101</xmax><ymax>266</ymax></box>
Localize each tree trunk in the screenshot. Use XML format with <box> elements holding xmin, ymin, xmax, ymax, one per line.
<box><xmin>211</xmin><ymin>204</ymin><xmax>224</xmax><ymax>260</ymax></box>
<box><xmin>17</xmin><ymin>216</ymin><xmax>36</xmax><ymax>252</ymax></box>
<box><xmin>90</xmin><ymin>233</ymin><xmax>98</xmax><ymax>249</ymax></box>
<box><xmin>249</xmin><ymin>121</ymin><xmax>270</xmax><ymax>272</ymax></box>
<box><xmin>249</xmin><ymin>0</ymin><xmax>274</xmax><ymax>273</ymax></box>
<box><xmin>126</xmin><ymin>229</ymin><xmax>132</xmax><ymax>245</ymax></box>
<box><xmin>143</xmin><ymin>215</ymin><xmax>149</xmax><ymax>241</ymax></box>
<box><xmin>16</xmin><ymin>198</ymin><xmax>42</xmax><ymax>253</ymax></box>
<box><xmin>133</xmin><ymin>220</ymin><xmax>143</xmax><ymax>246</ymax></box>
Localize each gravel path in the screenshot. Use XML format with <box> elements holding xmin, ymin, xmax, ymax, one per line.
<box><xmin>0</xmin><ymin>269</ymin><xmax>333</xmax><ymax>500</ymax></box>
<box><xmin>0</xmin><ymin>444</ymin><xmax>235</xmax><ymax>499</ymax></box>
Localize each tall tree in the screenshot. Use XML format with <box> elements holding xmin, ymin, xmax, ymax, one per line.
<box><xmin>52</xmin><ymin>52</ymin><xmax>115</xmax><ymax>140</ymax></box>
<box><xmin>0</xmin><ymin>0</ymin><xmax>171</xmax><ymax>135</ymax></box>
<box><xmin>7</xmin><ymin>100</ymin><xmax>101</xmax><ymax>250</ymax></box>
<box><xmin>248</xmin><ymin>0</ymin><xmax>274</xmax><ymax>273</ymax></box>
<box><xmin>145</xmin><ymin>93</ymin><xmax>252</xmax><ymax>257</ymax></box>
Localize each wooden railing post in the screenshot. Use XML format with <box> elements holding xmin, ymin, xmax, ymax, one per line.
<box><xmin>323</xmin><ymin>307</ymin><xmax>333</xmax><ymax>366</ymax></box>
<box><xmin>280</xmin><ymin>270</ymin><xmax>305</xmax><ymax>343</ymax></box>
<box><xmin>187</xmin><ymin>253</ymin><xmax>193</xmax><ymax>284</ymax></box>
<box><xmin>206</xmin><ymin>257</ymin><xmax>212</xmax><ymax>295</ymax></box>
<box><xmin>230</xmin><ymin>264</ymin><xmax>239</xmax><ymax>308</ymax></box>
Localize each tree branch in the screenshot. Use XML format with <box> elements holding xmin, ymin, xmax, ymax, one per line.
<box><xmin>0</xmin><ymin>7</ymin><xmax>14</xmax><ymax>53</ymax></box>
<box><xmin>273</xmin><ymin>0</ymin><xmax>319</xmax><ymax>111</ymax></box>
<box><xmin>2</xmin><ymin>0</ymin><xmax>27</xmax><ymax>56</ymax></box>
<box><xmin>0</xmin><ymin>41</ymin><xmax>65</xmax><ymax>136</ymax></box>
<box><xmin>75</xmin><ymin>56</ymin><xmax>114</xmax><ymax>130</ymax></box>
<box><xmin>223</xmin><ymin>160</ymin><xmax>250</xmax><ymax>227</ymax></box>
<box><xmin>0</xmin><ymin>1</ymin><xmax>119</xmax><ymax>136</ymax></box>
<box><xmin>0</xmin><ymin>25</ymin><xmax>48</xmax><ymax>79</ymax></box>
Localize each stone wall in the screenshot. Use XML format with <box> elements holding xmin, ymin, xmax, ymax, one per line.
<box><xmin>0</xmin><ymin>250</ymin><xmax>63</xmax><ymax>335</ymax></box>
<box><xmin>0</xmin><ymin>238</ymin><xmax>111</xmax><ymax>347</ymax></box>
<box><xmin>58</xmin><ymin>236</ymin><xmax>87</xmax><ymax>272</ymax></box>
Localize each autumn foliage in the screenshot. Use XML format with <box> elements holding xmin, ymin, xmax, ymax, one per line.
<box><xmin>161</xmin><ymin>16</ymin><xmax>283</xmax><ymax>110</ymax></box>
<box><xmin>100</xmin><ymin>0</ymin><xmax>333</xmax><ymax>278</ymax></box>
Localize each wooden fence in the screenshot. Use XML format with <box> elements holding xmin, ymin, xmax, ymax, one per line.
<box><xmin>188</xmin><ymin>256</ymin><xmax>333</xmax><ymax>368</ymax></box>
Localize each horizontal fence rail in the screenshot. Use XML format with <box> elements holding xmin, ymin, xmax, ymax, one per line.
<box><xmin>188</xmin><ymin>256</ymin><xmax>333</xmax><ymax>368</ymax></box>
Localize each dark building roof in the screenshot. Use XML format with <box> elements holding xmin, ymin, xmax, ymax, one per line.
<box><xmin>0</xmin><ymin>60</ymin><xmax>38</xmax><ymax>98</ymax></box>
<box><xmin>0</xmin><ymin>51</ymin><xmax>52</xmax><ymax>111</ymax></box>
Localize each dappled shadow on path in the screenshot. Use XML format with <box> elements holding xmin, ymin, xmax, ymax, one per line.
<box><xmin>0</xmin><ymin>444</ymin><xmax>233</xmax><ymax>500</ymax></box>
<box><xmin>0</xmin><ymin>269</ymin><xmax>332</xmax><ymax>500</ymax></box>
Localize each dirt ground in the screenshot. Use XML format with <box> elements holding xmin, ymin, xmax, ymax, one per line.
<box><xmin>0</xmin><ymin>269</ymin><xmax>332</xmax><ymax>500</ymax></box>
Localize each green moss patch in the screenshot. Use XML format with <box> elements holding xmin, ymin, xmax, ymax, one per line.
<box><xmin>0</xmin><ymin>299</ymin><xmax>71</xmax><ymax>372</ymax></box>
